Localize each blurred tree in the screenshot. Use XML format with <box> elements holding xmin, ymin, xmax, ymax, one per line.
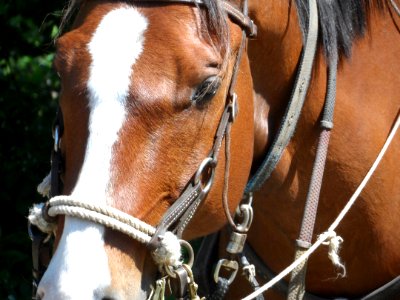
<box><xmin>0</xmin><ymin>0</ymin><xmax>64</xmax><ymax>298</ymax></box>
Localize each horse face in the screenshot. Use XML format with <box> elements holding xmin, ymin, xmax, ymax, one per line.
<box><xmin>37</xmin><ymin>1</ymin><xmax>254</xmax><ymax>299</ymax></box>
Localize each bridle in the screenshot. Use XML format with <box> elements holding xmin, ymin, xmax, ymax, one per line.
<box><xmin>28</xmin><ymin>1</ymin><xmax>257</xmax><ymax>299</ymax></box>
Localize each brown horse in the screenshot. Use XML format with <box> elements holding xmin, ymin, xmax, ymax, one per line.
<box><xmin>29</xmin><ymin>0</ymin><xmax>400</xmax><ymax>299</ymax></box>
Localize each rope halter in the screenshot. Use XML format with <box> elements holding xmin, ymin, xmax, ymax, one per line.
<box><xmin>28</xmin><ymin>197</ymin><xmax>186</xmax><ymax>268</ymax></box>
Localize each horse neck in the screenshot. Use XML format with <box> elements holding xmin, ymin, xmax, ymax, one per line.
<box><xmin>242</xmin><ymin>1</ymin><xmax>400</xmax><ymax>294</ymax></box>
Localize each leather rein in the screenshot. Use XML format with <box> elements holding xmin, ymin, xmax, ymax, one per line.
<box><xmin>28</xmin><ymin>1</ymin><xmax>256</xmax><ymax>299</ymax></box>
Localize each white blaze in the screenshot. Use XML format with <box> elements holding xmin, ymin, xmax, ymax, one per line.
<box><xmin>38</xmin><ymin>6</ymin><xmax>148</xmax><ymax>299</ymax></box>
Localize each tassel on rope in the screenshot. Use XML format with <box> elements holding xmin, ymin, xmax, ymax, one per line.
<box><xmin>152</xmin><ymin>231</ymin><xmax>182</xmax><ymax>268</ymax></box>
<box><xmin>28</xmin><ymin>203</ymin><xmax>56</xmax><ymax>235</ymax></box>
<box><xmin>37</xmin><ymin>172</ymin><xmax>51</xmax><ymax>198</ymax></box>
<box><xmin>321</xmin><ymin>230</ymin><xmax>346</xmax><ymax>277</ymax></box>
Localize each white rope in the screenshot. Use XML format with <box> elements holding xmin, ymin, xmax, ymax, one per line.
<box><xmin>49</xmin><ymin>204</ymin><xmax>154</xmax><ymax>244</ymax></box>
<box><xmin>49</xmin><ymin>196</ymin><xmax>156</xmax><ymax>235</ymax></box>
<box><xmin>242</xmin><ymin>113</ymin><xmax>400</xmax><ymax>300</ymax></box>
<box><xmin>37</xmin><ymin>172</ymin><xmax>51</xmax><ymax>198</ymax></box>
<box><xmin>28</xmin><ymin>195</ymin><xmax>183</xmax><ymax>268</ymax></box>
<box><xmin>321</xmin><ymin>231</ymin><xmax>345</xmax><ymax>277</ymax></box>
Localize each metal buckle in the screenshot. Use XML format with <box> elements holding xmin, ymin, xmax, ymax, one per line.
<box><xmin>214</xmin><ymin>259</ymin><xmax>239</xmax><ymax>285</ymax></box>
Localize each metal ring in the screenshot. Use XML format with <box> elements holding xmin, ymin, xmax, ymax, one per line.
<box><xmin>161</xmin><ymin>239</ymin><xmax>194</xmax><ymax>278</ymax></box>
<box><xmin>164</xmin><ymin>265</ymin><xmax>177</xmax><ymax>278</ymax></box>
<box><xmin>194</xmin><ymin>157</ymin><xmax>216</xmax><ymax>194</ymax></box>
<box><xmin>235</xmin><ymin>204</ymin><xmax>254</xmax><ymax>233</ymax></box>
<box><xmin>179</xmin><ymin>239</ymin><xmax>194</xmax><ymax>267</ymax></box>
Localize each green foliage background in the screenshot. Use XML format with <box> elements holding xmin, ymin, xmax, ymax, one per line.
<box><xmin>1</xmin><ymin>0</ymin><xmax>64</xmax><ymax>298</ymax></box>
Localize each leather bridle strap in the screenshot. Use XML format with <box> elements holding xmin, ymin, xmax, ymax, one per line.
<box><xmin>148</xmin><ymin>96</ymin><xmax>238</xmax><ymax>249</ymax></box>
<box><xmin>150</xmin><ymin>0</ymin><xmax>249</xmax><ymax>243</ymax></box>
<box><xmin>245</xmin><ymin>0</ymin><xmax>319</xmax><ymax>193</ymax></box>
<box><xmin>50</xmin><ymin>107</ymin><xmax>64</xmax><ymax>199</ymax></box>
<box><xmin>135</xmin><ymin>0</ymin><xmax>257</xmax><ymax>37</ymax></box>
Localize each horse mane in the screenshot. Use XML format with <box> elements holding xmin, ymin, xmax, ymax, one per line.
<box><xmin>295</xmin><ymin>0</ymin><xmax>385</xmax><ymax>60</ymax></box>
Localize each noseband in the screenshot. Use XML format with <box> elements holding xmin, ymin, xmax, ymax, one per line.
<box><xmin>29</xmin><ymin>1</ymin><xmax>256</xmax><ymax>299</ymax></box>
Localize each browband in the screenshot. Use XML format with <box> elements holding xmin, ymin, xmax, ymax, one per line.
<box><xmin>134</xmin><ymin>0</ymin><xmax>257</xmax><ymax>37</ymax></box>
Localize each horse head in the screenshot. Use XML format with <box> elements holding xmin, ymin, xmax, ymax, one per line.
<box><xmin>33</xmin><ymin>0</ymin><xmax>256</xmax><ymax>299</ymax></box>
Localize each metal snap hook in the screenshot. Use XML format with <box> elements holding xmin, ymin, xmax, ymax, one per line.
<box><xmin>235</xmin><ymin>193</ymin><xmax>254</xmax><ymax>233</ymax></box>
<box><xmin>235</xmin><ymin>204</ymin><xmax>254</xmax><ymax>233</ymax></box>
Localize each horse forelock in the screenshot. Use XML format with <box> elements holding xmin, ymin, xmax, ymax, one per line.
<box><xmin>295</xmin><ymin>0</ymin><xmax>386</xmax><ymax>60</ymax></box>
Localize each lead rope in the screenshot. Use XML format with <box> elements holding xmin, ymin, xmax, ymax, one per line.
<box><xmin>242</xmin><ymin>112</ymin><xmax>400</xmax><ymax>300</ymax></box>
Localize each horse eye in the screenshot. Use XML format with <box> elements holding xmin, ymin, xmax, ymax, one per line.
<box><xmin>191</xmin><ymin>77</ymin><xmax>221</xmax><ymax>105</ymax></box>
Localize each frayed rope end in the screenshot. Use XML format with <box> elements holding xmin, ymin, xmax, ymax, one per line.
<box><xmin>37</xmin><ymin>172</ymin><xmax>51</xmax><ymax>198</ymax></box>
<box><xmin>152</xmin><ymin>231</ymin><xmax>182</xmax><ymax>268</ymax></box>
<box><xmin>321</xmin><ymin>231</ymin><xmax>346</xmax><ymax>278</ymax></box>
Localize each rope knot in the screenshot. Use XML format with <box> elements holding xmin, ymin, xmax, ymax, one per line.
<box><xmin>28</xmin><ymin>203</ymin><xmax>57</xmax><ymax>234</ymax></box>
<box><xmin>152</xmin><ymin>231</ymin><xmax>182</xmax><ymax>268</ymax></box>
<box><xmin>37</xmin><ymin>172</ymin><xmax>51</xmax><ymax>198</ymax></box>
<box><xmin>321</xmin><ymin>230</ymin><xmax>346</xmax><ymax>277</ymax></box>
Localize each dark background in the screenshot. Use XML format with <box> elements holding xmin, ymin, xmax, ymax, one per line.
<box><xmin>1</xmin><ymin>0</ymin><xmax>63</xmax><ymax>298</ymax></box>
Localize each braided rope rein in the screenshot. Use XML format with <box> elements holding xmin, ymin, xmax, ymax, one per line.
<box><xmin>242</xmin><ymin>113</ymin><xmax>400</xmax><ymax>300</ymax></box>
<box><xmin>28</xmin><ymin>195</ymin><xmax>183</xmax><ymax>268</ymax></box>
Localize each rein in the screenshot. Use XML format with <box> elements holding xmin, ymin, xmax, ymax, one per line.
<box><xmin>243</xmin><ymin>112</ymin><xmax>400</xmax><ymax>300</ymax></box>
<box><xmin>28</xmin><ymin>1</ymin><xmax>256</xmax><ymax>299</ymax></box>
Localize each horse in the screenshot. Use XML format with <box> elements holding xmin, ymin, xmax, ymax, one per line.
<box><xmin>27</xmin><ymin>0</ymin><xmax>400</xmax><ymax>299</ymax></box>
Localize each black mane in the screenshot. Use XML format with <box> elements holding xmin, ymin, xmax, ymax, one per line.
<box><xmin>295</xmin><ymin>0</ymin><xmax>385</xmax><ymax>60</ymax></box>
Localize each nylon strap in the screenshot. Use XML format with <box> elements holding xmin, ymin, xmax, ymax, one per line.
<box><xmin>287</xmin><ymin>14</ymin><xmax>339</xmax><ymax>300</ymax></box>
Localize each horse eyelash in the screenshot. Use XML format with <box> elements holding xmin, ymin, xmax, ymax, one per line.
<box><xmin>191</xmin><ymin>77</ymin><xmax>221</xmax><ymax>105</ymax></box>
